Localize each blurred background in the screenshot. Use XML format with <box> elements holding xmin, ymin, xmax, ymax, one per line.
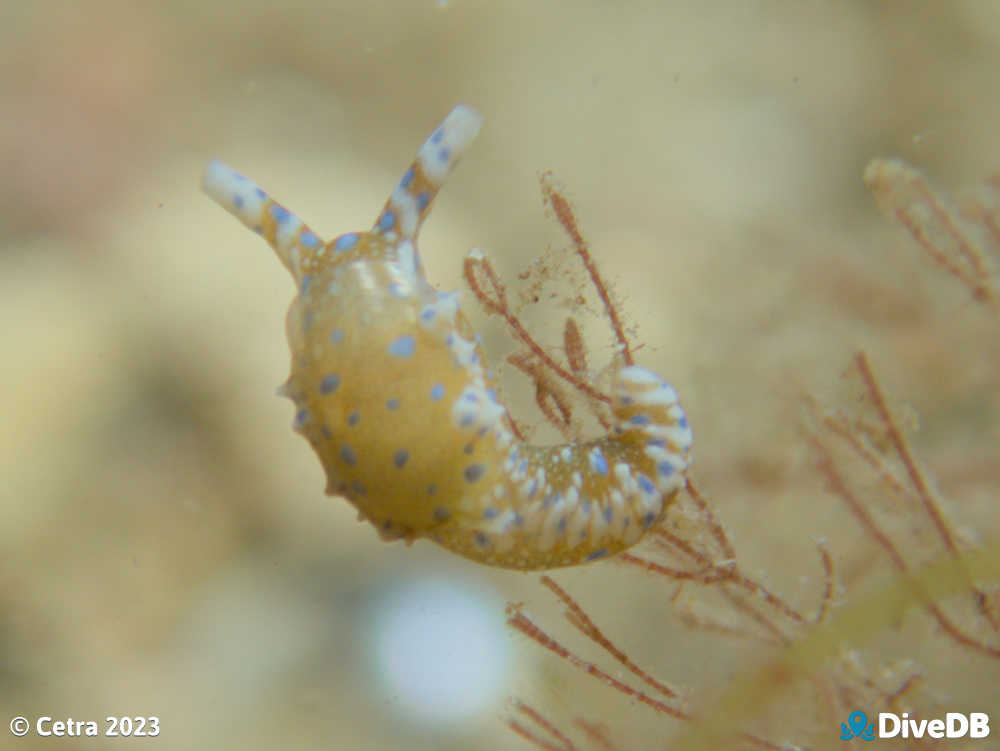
<box><xmin>2</xmin><ymin>1</ymin><xmax>998</xmax><ymax>749</ymax></box>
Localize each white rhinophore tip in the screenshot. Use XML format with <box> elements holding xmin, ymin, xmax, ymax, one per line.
<box><xmin>417</xmin><ymin>105</ymin><xmax>484</xmax><ymax>185</ymax></box>
<box><xmin>202</xmin><ymin>159</ymin><xmax>270</xmax><ymax>228</ymax></box>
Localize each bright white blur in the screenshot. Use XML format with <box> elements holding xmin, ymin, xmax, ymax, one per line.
<box><xmin>369</xmin><ymin>577</ymin><xmax>511</xmax><ymax>728</ymax></box>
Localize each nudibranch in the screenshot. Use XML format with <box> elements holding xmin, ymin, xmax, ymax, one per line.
<box><xmin>202</xmin><ymin>105</ymin><xmax>692</xmax><ymax>570</ymax></box>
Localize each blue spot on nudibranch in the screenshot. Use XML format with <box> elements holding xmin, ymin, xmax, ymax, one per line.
<box><xmin>647</xmin><ymin>438</ymin><xmax>666</xmax><ymax>448</ymax></box>
<box><xmin>657</xmin><ymin>461</ymin><xmax>676</xmax><ymax>477</ymax></box>
<box><xmin>294</xmin><ymin>409</ymin><xmax>310</xmax><ymax>428</ymax></box>
<box><xmin>464</xmin><ymin>464</ymin><xmax>485</xmax><ymax>483</ymax></box>
<box><xmin>483</xmin><ymin>507</ymin><xmax>499</xmax><ymax>519</ymax></box>
<box><xmin>430</xmin><ymin>127</ymin><xmax>444</xmax><ymax>145</ymax></box>
<box><xmin>254</xmin><ymin>187</ymin><xmax>267</xmax><ymax>200</ymax></box>
<box><xmin>638</xmin><ymin>475</ymin><xmax>656</xmax><ymax>494</ymax></box>
<box><xmin>430</xmin><ymin>383</ymin><xmax>445</xmax><ymax>401</ymax></box>
<box><xmin>557</xmin><ymin>516</ymin><xmax>568</xmax><ymax>533</ymax></box>
<box><xmin>300</xmin><ymin>274</ymin><xmax>312</xmax><ymax>294</ymax></box>
<box><xmin>270</xmin><ymin>204</ymin><xmax>291</xmax><ymax>223</ymax></box>
<box><xmin>438</xmin><ymin>147</ymin><xmax>451</xmax><ymax>163</ymax></box>
<box><xmin>347</xmin><ymin>411</ymin><xmax>360</xmax><ymax>426</ymax></box>
<box><xmin>340</xmin><ymin>445</ymin><xmax>357</xmax><ymax>466</ymax></box>
<box><xmin>629</xmin><ymin>414</ymin><xmax>651</xmax><ymax>426</ymax></box>
<box><xmin>603</xmin><ymin>506</ymin><xmax>614</xmax><ymax>523</ymax></box>
<box><xmin>420</xmin><ymin>306</ymin><xmax>436</xmax><ymax>323</ymax></box>
<box><xmin>474</xmin><ymin>532</ymin><xmax>489</xmax><ymax>548</ymax></box>
<box><xmin>331</xmin><ymin>329</ymin><xmax>345</xmax><ymax>344</ymax></box>
<box><xmin>300</xmin><ymin>230</ymin><xmax>320</xmax><ymax>248</ymax></box>
<box><xmin>388</xmin><ymin>335</ymin><xmax>415</xmax><ymax>357</ymax></box>
<box><xmin>334</xmin><ymin>233</ymin><xmax>359</xmax><ymax>252</ymax></box>
<box><xmin>587</xmin><ymin>548</ymin><xmax>609</xmax><ymax>561</ymax></box>
<box><xmin>433</xmin><ymin>506</ymin><xmax>449</xmax><ymax>520</ymax></box>
<box><xmin>320</xmin><ymin>374</ymin><xmax>340</xmax><ymax>394</ymax></box>
<box><xmin>590</xmin><ymin>449</ymin><xmax>608</xmax><ymax>475</ymax></box>
<box><xmin>386</xmin><ymin>398</ymin><xmax>400</xmax><ymax>411</ymax></box>
<box><xmin>416</xmin><ymin>192</ymin><xmax>430</xmax><ymax>211</ymax></box>
<box><xmin>679</xmin><ymin>415</ymin><xmax>689</xmax><ymax>428</ymax></box>
<box><xmin>393</xmin><ymin>449</ymin><xmax>409</xmax><ymax>468</ymax></box>
<box><xmin>377</xmin><ymin>210</ymin><xmax>396</xmax><ymax>232</ymax></box>
<box><xmin>233</xmin><ymin>194</ymin><xmax>244</xmax><ymax>209</ymax></box>
<box><xmin>388</xmin><ymin>282</ymin><xmax>406</xmax><ymax>297</ymax></box>
<box><xmin>400</xmin><ymin>167</ymin><xmax>415</xmax><ymax>188</ymax></box>
<box><xmin>643</xmin><ymin>512</ymin><xmax>657</xmax><ymax>527</ymax></box>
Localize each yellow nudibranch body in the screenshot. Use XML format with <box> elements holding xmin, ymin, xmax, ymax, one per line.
<box><xmin>202</xmin><ymin>105</ymin><xmax>692</xmax><ymax>569</ymax></box>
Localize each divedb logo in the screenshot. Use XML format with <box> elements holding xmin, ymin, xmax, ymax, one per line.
<box><xmin>841</xmin><ymin>710</ymin><xmax>990</xmax><ymax>741</ymax></box>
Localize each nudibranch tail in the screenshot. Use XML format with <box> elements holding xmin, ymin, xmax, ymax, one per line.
<box><xmin>371</xmin><ymin>104</ymin><xmax>484</xmax><ymax>248</ymax></box>
<box><xmin>202</xmin><ymin>159</ymin><xmax>323</xmax><ymax>281</ymax></box>
<box><xmin>203</xmin><ymin>105</ymin><xmax>693</xmax><ymax>571</ymax></box>
<box><xmin>427</xmin><ymin>360</ymin><xmax>692</xmax><ymax>570</ymax></box>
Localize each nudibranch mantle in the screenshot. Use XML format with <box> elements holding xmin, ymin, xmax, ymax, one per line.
<box><xmin>202</xmin><ymin>105</ymin><xmax>692</xmax><ymax>570</ymax></box>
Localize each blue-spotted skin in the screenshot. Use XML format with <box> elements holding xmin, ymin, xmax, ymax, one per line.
<box><xmin>202</xmin><ymin>105</ymin><xmax>693</xmax><ymax>570</ymax></box>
